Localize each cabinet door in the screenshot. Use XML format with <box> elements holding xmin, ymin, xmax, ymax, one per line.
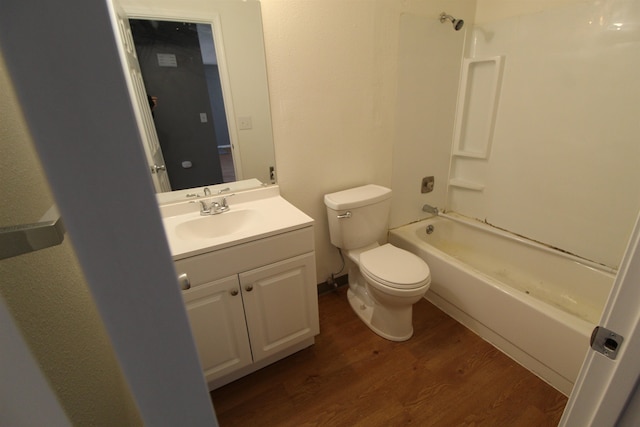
<box><xmin>182</xmin><ymin>275</ymin><xmax>252</xmax><ymax>384</ymax></box>
<box><xmin>239</xmin><ymin>253</ymin><xmax>319</xmax><ymax>362</ymax></box>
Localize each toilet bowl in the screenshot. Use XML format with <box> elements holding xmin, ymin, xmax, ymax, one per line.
<box><xmin>345</xmin><ymin>243</ymin><xmax>430</xmax><ymax>341</ymax></box>
<box><xmin>324</xmin><ymin>185</ymin><xmax>431</xmax><ymax>341</ymax></box>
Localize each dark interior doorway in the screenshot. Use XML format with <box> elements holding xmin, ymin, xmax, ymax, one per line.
<box><xmin>130</xmin><ymin>19</ymin><xmax>235</xmax><ymax>190</ymax></box>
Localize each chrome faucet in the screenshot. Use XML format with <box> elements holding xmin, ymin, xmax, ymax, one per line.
<box><xmin>422</xmin><ymin>204</ymin><xmax>439</xmax><ymax>215</ymax></box>
<box><xmin>220</xmin><ymin>195</ymin><xmax>234</xmax><ymax>211</ymax></box>
<box><xmin>196</xmin><ymin>200</ymin><xmax>212</xmax><ymax>215</ymax></box>
<box><xmin>218</xmin><ymin>199</ymin><xmax>228</xmax><ymax>212</ymax></box>
<box><xmin>193</xmin><ymin>194</ymin><xmax>235</xmax><ymax>215</ymax></box>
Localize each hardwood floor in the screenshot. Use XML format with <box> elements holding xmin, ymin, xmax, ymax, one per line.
<box><xmin>210</xmin><ymin>287</ymin><xmax>567</xmax><ymax>426</ymax></box>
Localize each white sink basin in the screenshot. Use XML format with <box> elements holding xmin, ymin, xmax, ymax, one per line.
<box><xmin>159</xmin><ymin>186</ymin><xmax>314</xmax><ymax>259</ymax></box>
<box><xmin>175</xmin><ymin>209</ymin><xmax>261</xmax><ymax>240</ymax></box>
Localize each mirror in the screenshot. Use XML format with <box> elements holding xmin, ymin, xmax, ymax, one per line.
<box><xmin>121</xmin><ymin>1</ymin><xmax>275</xmax><ymax>203</ymax></box>
<box><xmin>130</xmin><ymin>19</ymin><xmax>236</xmax><ymax>190</ymax></box>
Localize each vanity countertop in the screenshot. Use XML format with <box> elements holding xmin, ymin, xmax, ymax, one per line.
<box><xmin>160</xmin><ymin>185</ymin><xmax>314</xmax><ymax>260</ymax></box>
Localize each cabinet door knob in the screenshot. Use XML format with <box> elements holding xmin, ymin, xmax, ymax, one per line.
<box><xmin>178</xmin><ymin>273</ymin><xmax>191</xmax><ymax>290</ymax></box>
<box><xmin>245</xmin><ymin>284</ymin><xmax>253</xmax><ymax>292</ymax></box>
<box><xmin>230</xmin><ymin>289</ymin><xmax>239</xmax><ymax>296</ymax></box>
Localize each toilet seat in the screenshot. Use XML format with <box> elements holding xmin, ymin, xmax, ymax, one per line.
<box><xmin>360</xmin><ymin>244</ymin><xmax>430</xmax><ymax>290</ymax></box>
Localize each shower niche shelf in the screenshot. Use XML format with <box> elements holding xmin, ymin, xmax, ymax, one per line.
<box><xmin>448</xmin><ymin>56</ymin><xmax>504</xmax><ymax>196</ymax></box>
<box><xmin>448</xmin><ymin>178</ymin><xmax>485</xmax><ymax>191</ymax></box>
<box><xmin>452</xmin><ymin>55</ymin><xmax>504</xmax><ymax>159</ymax></box>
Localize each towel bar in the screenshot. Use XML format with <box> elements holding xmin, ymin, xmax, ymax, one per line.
<box><xmin>0</xmin><ymin>205</ymin><xmax>65</xmax><ymax>260</ymax></box>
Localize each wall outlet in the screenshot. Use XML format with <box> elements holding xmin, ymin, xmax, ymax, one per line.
<box><xmin>422</xmin><ymin>176</ymin><xmax>435</xmax><ymax>193</ymax></box>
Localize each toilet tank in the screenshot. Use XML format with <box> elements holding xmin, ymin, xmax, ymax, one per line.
<box><xmin>324</xmin><ymin>184</ymin><xmax>392</xmax><ymax>250</ymax></box>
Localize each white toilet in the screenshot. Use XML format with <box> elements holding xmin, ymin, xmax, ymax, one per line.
<box><xmin>324</xmin><ymin>184</ymin><xmax>431</xmax><ymax>341</ymax></box>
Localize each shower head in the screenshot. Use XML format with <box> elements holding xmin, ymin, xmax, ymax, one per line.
<box><xmin>440</xmin><ymin>12</ymin><xmax>464</xmax><ymax>31</ymax></box>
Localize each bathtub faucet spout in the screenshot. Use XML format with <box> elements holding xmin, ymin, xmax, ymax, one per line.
<box><xmin>422</xmin><ymin>204</ymin><xmax>439</xmax><ymax>215</ymax></box>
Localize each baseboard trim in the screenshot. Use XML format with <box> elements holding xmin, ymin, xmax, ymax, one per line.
<box><xmin>317</xmin><ymin>274</ymin><xmax>348</xmax><ymax>295</ymax></box>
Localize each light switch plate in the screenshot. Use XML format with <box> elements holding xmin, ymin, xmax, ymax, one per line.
<box><xmin>238</xmin><ymin>116</ymin><xmax>253</xmax><ymax>130</ymax></box>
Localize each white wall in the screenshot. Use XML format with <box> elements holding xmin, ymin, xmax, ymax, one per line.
<box><xmin>261</xmin><ymin>0</ymin><xmax>394</xmax><ymax>281</ymax></box>
<box><xmin>261</xmin><ymin>0</ymin><xmax>477</xmax><ymax>282</ymax></box>
<box><xmin>121</xmin><ymin>0</ymin><xmax>472</xmax><ymax>283</ymax></box>
<box><xmin>448</xmin><ymin>0</ymin><xmax>640</xmax><ymax>268</ymax></box>
<box><xmin>122</xmin><ymin>0</ymin><xmax>639</xmax><ymax>280</ymax></box>
<box><xmin>123</xmin><ymin>0</ymin><xmax>378</xmax><ymax>282</ymax></box>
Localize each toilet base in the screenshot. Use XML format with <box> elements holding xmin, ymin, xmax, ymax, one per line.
<box><xmin>347</xmin><ymin>288</ymin><xmax>414</xmax><ymax>342</ymax></box>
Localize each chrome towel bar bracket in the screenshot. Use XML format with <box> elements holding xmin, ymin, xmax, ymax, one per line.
<box><xmin>0</xmin><ymin>205</ymin><xmax>66</xmax><ymax>260</ymax></box>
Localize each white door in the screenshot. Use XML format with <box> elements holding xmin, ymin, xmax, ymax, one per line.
<box><xmin>560</xmin><ymin>211</ymin><xmax>640</xmax><ymax>426</ymax></box>
<box><xmin>182</xmin><ymin>275</ymin><xmax>253</xmax><ymax>384</ymax></box>
<box><xmin>239</xmin><ymin>253</ymin><xmax>319</xmax><ymax>362</ymax></box>
<box><xmin>110</xmin><ymin>3</ymin><xmax>171</xmax><ymax>193</ymax></box>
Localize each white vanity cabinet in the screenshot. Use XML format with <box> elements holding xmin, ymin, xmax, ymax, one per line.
<box><xmin>239</xmin><ymin>252</ymin><xmax>317</xmax><ymax>362</ymax></box>
<box><xmin>181</xmin><ymin>275</ymin><xmax>252</xmax><ymax>384</ymax></box>
<box><xmin>174</xmin><ymin>226</ymin><xmax>319</xmax><ymax>390</ymax></box>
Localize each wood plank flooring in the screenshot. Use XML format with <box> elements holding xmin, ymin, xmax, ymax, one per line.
<box><xmin>210</xmin><ymin>287</ymin><xmax>567</xmax><ymax>426</ymax></box>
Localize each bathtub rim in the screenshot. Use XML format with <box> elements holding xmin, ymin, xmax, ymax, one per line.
<box><xmin>408</xmin><ymin>211</ymin><xmax>618</xmax><ymax>276</ymax></box>
<box><xmin>389</xmin><ymin>214</ymin><xmax>615</xmax><ymax>336</ymax></box>
<box><xmin>390</xmin><ymin>218</ymin><xmax>597</xmax><ymax>335</ymax></box>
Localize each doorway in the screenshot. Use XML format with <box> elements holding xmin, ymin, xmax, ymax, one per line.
<box><xmin>129</xmin><ymin>19</ymin><xmax>235</xmax><ymax>190</ymax></box>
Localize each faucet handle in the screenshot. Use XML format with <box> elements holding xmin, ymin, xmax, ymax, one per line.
<box><xmin>190</xmin><ymin>200</ymin><xmax>212</xmax><ymax>215</ymax></box>
<box><xmin>220</xmin><ymin>194</ymin><xmax>235</xmax><ymax>210</ymax></box>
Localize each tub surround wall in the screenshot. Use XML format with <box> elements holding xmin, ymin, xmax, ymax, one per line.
<box><xmin>390</xmin><ymin>1</ymin><xmax>476</xmax><ymax>229</ymax></box>
<box><xmin>447</xmin><ymin>0</ymin><xmax>640</xmax><ymax>269</ymax></box>
<box><xmin>474</xmin><ymin>0</ymin><xmax>585</xmax><ymax>25</ymax></box>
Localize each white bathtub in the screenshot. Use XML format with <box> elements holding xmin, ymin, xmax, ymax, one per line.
<box><xmin>388</xmin><ymin>213</ymin><xmax>615</xmax><ymax>395</ymax></box>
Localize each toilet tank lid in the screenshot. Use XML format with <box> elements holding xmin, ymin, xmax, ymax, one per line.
<box><xmin>324</xmin><ymin>184</ymin><xmax>392</xmax><ymax>210</ymax></box>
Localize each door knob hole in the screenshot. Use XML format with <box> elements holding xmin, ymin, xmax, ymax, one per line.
<box><xmin>604</xmin><ymin>338</ymin><xmax>619</xmax><ymax>352</ymax></box>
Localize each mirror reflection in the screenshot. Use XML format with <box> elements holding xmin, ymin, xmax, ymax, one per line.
<box><xmin>123</xmin><ymin>2</ymin><xmax>276</xmax><ymax>201</ymax></box>
<box><xmin>131</xmin><ymin>19</ymin><xmax>235</xmax><ymax>190</ymax></box>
